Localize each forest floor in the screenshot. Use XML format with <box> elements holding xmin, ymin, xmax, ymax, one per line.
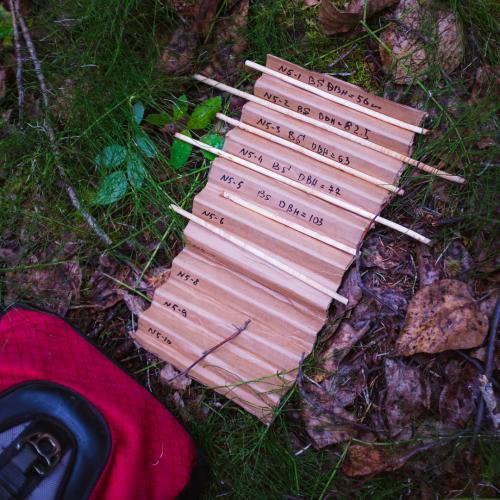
<box><xmin>0</xmin><ymin>0</ymin><xmax>499</xmax><ymax>498</ymax></box>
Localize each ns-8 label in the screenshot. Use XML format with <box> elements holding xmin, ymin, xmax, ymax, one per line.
<box><xmin>176</xmin><ymin>270</ymin><xmax>200</xmax><ymax>286</ymax></box>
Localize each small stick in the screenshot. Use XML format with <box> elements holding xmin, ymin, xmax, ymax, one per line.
<box><xmin>472</xmin><ymin>298</ymin><xmax>500</xmax><ymax>447</ymax></box>
<box><xmin>175</xmin><ymin>133</ymin><xmax>432</xmax><ymax>245</ymax></box>
<box><xmin>170</xmin><ymin>204</ymin><xmax>349</xmax><ymax>304</ymax></box>
<box><xmin>194</xmin><ymin>74</ymin><xmax>465</xmax><ymax>184</ymax></box>
<box><xmin>9</xmin><ymin>0</ymin><xmax>24</xmax><ymax>122</ymax></box>
<box><xmin>456</xmin><ymin>350</ymin><xmax>500</xmax><ymax>392</ymax></box>
<box><xmin>217</xmin><ymin>113</ymin><xmax>403</xmax><ymax>195</ymax></box>
<box><xmin>170</xmin><ymin>319</ymin><xmax>252</xmax><ymax>380</ymax></box>
<box><xmin>221</xmin><ymin>191</ymin><xmax>356</xmax><ymax>256</ymax></box>
<box><xmin>13</xmin><ymin>1</ymin><xmax>112</xmax><ymax>246</ymax></box>
<box><xmin>245</xmin><ymin>60</ymin><xmax>430</xmax><ymax>135</ymax></box>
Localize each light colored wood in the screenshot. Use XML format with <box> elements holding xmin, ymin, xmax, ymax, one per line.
<box><xmin>193</xmin><ymin>74</ymin><xmax>465</xmax><ymax>184</ymax></box>
<box><xmin>170</xmin><ymin>204</ymin><xmax>349</xmax><ymax>305</ymax></box>
<box><xmin>221</xmin><ymin>191</ymin><xmax>357</xmax><ymax>256</ymax></box>
<box><xmin>217</xmin><ymin>113</ymin><xmax>403</xmax><ymax>195</ymax></box>
<box><xmin>246</xmin><ymin>60</ymin><xmax>430</xmax><ymax>135</ymax></box>
<box><xmin>175</xmin><ymin>133</ymin><xmax>432</xmax><ymax>245</ymax></box>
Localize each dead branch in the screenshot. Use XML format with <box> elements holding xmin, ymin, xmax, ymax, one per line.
<box><xmin>9</xmin><ymin>0</ymin><xmax>24</xmax><ymax>122</ymax></box>
<box><xmin>170</xmin><ymin>319</ymin><xmax>251</xmax><ymax>380</ymax></box>
<box><xmin>12</xmin><ymin>0</ymin><xmax>112</xmax><ymax>246</ymax></box>
<box><xmin>456</xmin><ymin>350</ymin><xmax>500</xmax><ymax>391</ymax></box>
<box><xmin>471</xmin><ymin>297</ymin><xmax>500</xmax><ymax>447</ymax></box>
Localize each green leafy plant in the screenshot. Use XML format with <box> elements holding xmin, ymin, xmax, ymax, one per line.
<box><xmin>93</xmin><ymin>101</ymin><xmax>152</xmax><ymax>205</ymax></box>
<box><xmin>170</xmin><ymin>130</ymin><xmax>193</xmax><ymax>169</ymax></box>
<box><xmin>0</xmin><ymin>5</ymin><xmax>12</xmax><ymax>47</ymax></box>
<box><xmin>187</xmin><ymin>96</ymin><xmax>222</xmax><ymax>129</ymax></box>
<box><xmin>168</xmin><ymin>96</ymin><xmax>224</xmax><ymax>169</ymax></box>
<box><xmin>94</xmin><ymin>93</ymin><xmax>225</xmax><ymax>204</ymax></box>
<box><xmin>201</xmin><ymin>133</ymin><xmax>225</xmax><ymax>160</ymax></box>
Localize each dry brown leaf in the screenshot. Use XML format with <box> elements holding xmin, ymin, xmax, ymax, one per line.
<box><xmin>121</xmin><ymin>292</ymin><xmax>148</xmax><ymax>316</ymax></box>
<box><xmin>302</xmin><ymin>406</ymin><xmax>358</xmax><ymax>448</ymax></box>
<box><xmin>320</xmin><ymin>320</ymin><xmax>370</xmax><ymax>373</ymax></box>
<box><xmin>87</xmin><ymin>253</ymin><xmax>150</xmax><ymax>313</ymax></box>
<box><xmin>338</xmin><ymin>266</ymin><xmax>363</xmax><ymax>310</ymax></box>
<box><xmin>5</xmin><ymin>241</ymin><xmax>82</xmax><ymax>316</ymax></box>
<box><xmin>319</xmin><ymin>0</ymin><xmax>400</xmax><ymax>36</ymax></box>
<box><xmin>301</xmin><ymin>362</ymin><xmax>366</xmax><ymax>448</ymax></box>
<box><xmin>396</xmin><ymin>279</ymin><xmax>489</xmax><ymax>356</ymax></box>
<box><xmin>384</xmin><ymin>359</ymin><xmax>431</xmax><ymax>439</ymax></box>
<box><xmin>362</xmin><ymin>236</ymin><xmax>403</xmax><ymax>270</ymax></box>
<box><xmin>5</xmin><ymin>260</ymin><xmax>82</xmax><ymax>316</ymax></box>
<box><xmin>416</xmin><ymin>244</ymin><xmax>439</xmax><ymax>287</ymax></box>
<box><xmin>145</xmin><ymin>266</ymin><xmax>171</xmax><ymax>289</ymax></box>
<box><xmin>303</xmin><ymin>0</ymin><xmax>321</xmax><ymax>6</ymax></box>
<box><xmin>160</xmin><ymin>28</ymin><xmax>198</xmax><ymax>75</ymax></box>
<box><xmin>479</xmin><ymin>374</ymin><xmax>500</xmax><ymax>429</ymax></box>
<box><xmin>87</xmin><ymin>253</ymin><xmax>130</xmax><ymax>310</ymax></box>
<box><xmin>342</xmin><ymin>444</ymin><xmax>403</xmax><ymax>477</ymax></box>
<box><xmin>443</xmin><ymin>240</ymin><xmax>473</xmax><ymax>278</ymax></box>
<box><xmin>469</xmin><ymin>65</ymin><xmax>499</xmax><ymax>105</ymax></box>
<box><xmin>161</xmin><ymin>362</ymin><xmax>192</xmax><ymax>392</ymax></box>
<box><xmin>380</xmin><ymin>0</ymin><xmax>463</xmax><ymax>84</ymax></box>
<box><xmin>438</xmin><ymin>361</ymin><xmax>479</xmax><ymax>429</ymax></box>
<box><xmin>171</xmin><ymin>0</ymin><xmax>221</xmax><ymax>35</ymax></box>
<box><xmin>435</xmin><ymin>10</ymin><xmax>464</xmax><ymax>75</ymax></box>
<box><xmin>199</xmin><ymin>0</ymin><xmax>249</xmax><ymax>82</ymax></box>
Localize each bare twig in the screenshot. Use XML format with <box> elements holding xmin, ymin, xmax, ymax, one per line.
<box><xmin>471</xmin><ymin>298</ymin><xmax>500</xmax><ymax>448</ymax></box>
<box><xmin>397</xmin><ymin>438</ymin><xmax>448</xmax><ymax>464</ymax></box>
<box><xmin>484</xmin><ymin>298</ymin><xmax>500</xmax><ymax>382</ymax></box>
<box><xmin>328</xmin><ymin>45</ymin><xmax>356</xmax><ymax>68</ymax></box>
<box><xmin>170</xmin><ymin>319</ymin><xmax>251</xmax><ymax>380</ymax></box>
<box><xmin>12</xmin><ymin>0</ymin><xmax>112</xmax><ymax>246</ymax></box>
<box><xmin>456</xmin><ymin>350</ymin><xmax>500</xmax><ymax>391</ymax></box>
<box><xmin>9</xmin><ymin>0</ymin><xmax>24</xmax><ymax>122</ymax></box>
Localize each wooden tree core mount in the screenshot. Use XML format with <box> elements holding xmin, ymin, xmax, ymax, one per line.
<box><xmin>134</xmin><ymin>55</ymin><xmax>453</xmax><ymax>421</ymax></box>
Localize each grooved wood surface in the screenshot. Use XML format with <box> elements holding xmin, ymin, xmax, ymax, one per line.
<box><xmin>134</xmin><ymin>56</ymin><xmax>425</xmax><ymax>420</ymax></box>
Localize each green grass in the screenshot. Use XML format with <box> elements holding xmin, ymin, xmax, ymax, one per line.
<box><xmin>1</xmin><ymin>0</ymin><xmax>499</xmax><ymax>497</ymax></box>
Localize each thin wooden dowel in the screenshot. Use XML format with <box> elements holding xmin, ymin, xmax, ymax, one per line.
<box><xmin>217</xmin><ymin>113</ymin><xmax>403</xmax><ymax>195</ymax></box>
<box><xmin>221</xmin><ymin>191</ymin><xmax>356</xmax><ymax>256</ymax></box>
<box><xmin>175</xmin><ymin>133</ymin><xmax>432</xmax><ymax>245</ymax></box>
<box><xmin>246</xmin><ymin>60</ymin><xmax>430</xmax><ymax>135</ymax></box>
<box><xmin>193</xmin><ymin>74</ymin><xmax>465</xmax><ymax>184</ymax></box>
<box><xmin>170</xmin><ymin>204</ymin><xmax>349</xmax><ymax>304</ymax></box>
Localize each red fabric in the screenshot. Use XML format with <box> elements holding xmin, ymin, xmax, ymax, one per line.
<box><xmin>0</xmin><ymin>307</ymin><xmax>196</xmax><ymax>499</ymax></box>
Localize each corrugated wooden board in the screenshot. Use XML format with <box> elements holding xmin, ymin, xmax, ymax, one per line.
<box><xmin>134</xmin><ymin>56</ymin><xmax>423</xmax><ymax>420</ymax></box>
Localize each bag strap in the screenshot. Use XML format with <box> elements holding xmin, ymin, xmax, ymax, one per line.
<box><xmin>0</xmin><ymin>421</ymin><xmax>66</xmax><ymax>499</ymax></box>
